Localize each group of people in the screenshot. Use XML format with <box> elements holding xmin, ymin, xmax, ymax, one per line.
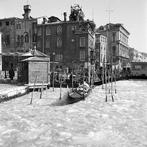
<box><xmin>77</xmin><ymin>80</ymin><xmax>90</xmax><ymax>94</ymax></box>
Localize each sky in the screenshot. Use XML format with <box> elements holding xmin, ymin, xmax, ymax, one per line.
<box><xmin>0</xmin><ymin>0</ymin><xmax>147</xmax><ymax>53</ymax></box>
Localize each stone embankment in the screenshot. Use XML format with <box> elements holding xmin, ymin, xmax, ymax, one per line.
<box><xmin>0</xmin><ymin>85</ymin><xmax>28</xmax><ymax>103</ymax></box>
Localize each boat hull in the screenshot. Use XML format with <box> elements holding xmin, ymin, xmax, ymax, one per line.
<box><xmin>68</xmin><ymin>88</ymin><xmax>92</xmax><ymax>101</ymax></box>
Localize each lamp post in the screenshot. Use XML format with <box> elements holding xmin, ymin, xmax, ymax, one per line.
<box><xmin>52</xmin><ymin>52</ymin><xmax>55</xmax><ymax>91</ymax></box>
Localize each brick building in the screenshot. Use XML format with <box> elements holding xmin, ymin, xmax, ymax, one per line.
<box><xmin>95</xmin><ymin>33</ymin><xmax>107</xmax><ymax>69</ymax></box>
<box><xmin>97</xmin><ymin>23</ymin><xmax>130</xmax><ymax>70</ymax></box>
<box><xmin>36</xmin><ymin>5</ymin><xmax>95</xmax><ymax>79</ymax></box>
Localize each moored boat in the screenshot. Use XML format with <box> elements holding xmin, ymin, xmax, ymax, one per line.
<box><xmin>68</xmin><ymin>82</ymin><xmax>92</xmax><ymax>101</ymax></box>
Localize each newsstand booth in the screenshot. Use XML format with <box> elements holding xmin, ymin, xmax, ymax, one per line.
<box><xmin>18</xmin><ymin>56</ymin><xmax>50</xmax><ymax>86</ymax></box>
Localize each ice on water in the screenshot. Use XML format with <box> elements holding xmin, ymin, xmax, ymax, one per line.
<box><xmin>0</xmin><ymin>80</ymin><xmax>147</xmax><ymax>147</ymax></box>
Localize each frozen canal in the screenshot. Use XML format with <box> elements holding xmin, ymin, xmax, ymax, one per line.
<box><xmin>0</xmin><ymin>80</ymin><xmax>147</xmax><ymax>147</ymax></box>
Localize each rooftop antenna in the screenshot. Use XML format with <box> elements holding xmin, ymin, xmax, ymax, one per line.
<box><xmin>106</xmin><ymin>9</ymin><xmax>113</xmax><ymax>23</ymax></box>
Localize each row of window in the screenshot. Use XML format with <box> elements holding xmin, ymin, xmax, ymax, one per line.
<box><xmin>38</xmin><ymin>25</ymin><xmax>62</xmax><ymax>36</ymax></box>
<box><xmin>16</xmin><ymin>33</ymin><xmax>29</xmax><ymax>47</ymax></box>
<box><xmin>0</xmin><ymin>21</ymin><xmax>22</xmax><ymax>30</ymax></box>
<box><xmin>100</xmin><ymin>36</ymin><xmax>107</xmax><ymax>43</ymax></box>
<box><xmin>2</xmin><ymin>33</ymin><xmax>29</xmax><ymax>47</ymax></box>
<box><xmin>0</xmin><ymin>21</ymin><xmax>12</xmax><ymax>27</ymax></box>
<box><xmin>37</xmin><ymin>36</ymin><xmax>86</xmax><ymax>48</ymax></box>
<box><xmin>95</xmin><ymin>35</ymin><xmax>107</xmax><ymax>44</ymax></box>
<box><xmin>119</xmin><ymin>46</ymin><xmax>129</xmax><ymax>58</ymax></box>
<box><xmin>119</xmin><ymin>33</ymin><xmax>128</xmax><ymax>44</ymax></box>
<box><xmin>38</xmin><ymin>25</ymin><xmax>78</xmax><ymax>36</ymax></box>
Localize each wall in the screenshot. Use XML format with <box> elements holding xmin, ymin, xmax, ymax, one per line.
<box><xmin>37</xmin><ymin>21</ymin><xmax>95</xmax><ymax>74</ymax></box>
<box><xmin>29</xmin><ymin>61</ymin><xmax>50</xmax><ymax>84</ymax></box>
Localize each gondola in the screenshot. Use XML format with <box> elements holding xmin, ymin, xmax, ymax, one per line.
<box><xmin>68</xmin><ymin>82</ymin><xmax>92</xmax><ymax>101</ymax></box>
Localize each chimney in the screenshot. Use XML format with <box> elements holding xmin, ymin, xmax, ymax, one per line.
<box><xmin>42</xmin><ymin>17</ymin><xmax>47</xmax><ymax>24</ymax></box>
<box><xmin>23</xmin><ymin>5</ymin><xmax>31</xmax><ymax>19</ymax></box>
<box><xmin>63</xmin><ymin>12</ymin><xmax>67</xmax><ymax>21</ymax></box>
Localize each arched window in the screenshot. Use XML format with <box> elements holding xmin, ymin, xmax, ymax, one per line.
<box><xmin>57</xmin><ymin>37</ymin><xmax>62</xmax><ymax>47</ymax></box>
<box><xmin>24</xmin><ymin>32</ymin><xmax>29</xmax><ymax>43</ymax></box>
<box><xmin>57</xmin><ymin>25</ymin><xmax>62</xmax><ymax>35</ymax></box>
<box><xmin>46</xmin><ymin>38</ymin><xmax>50</xmax><ymax>48</ymax></box>
<box><xmin>46</xmin><ymin>26</ymin><xmax>51</xmax><ymax>35</ymax></box>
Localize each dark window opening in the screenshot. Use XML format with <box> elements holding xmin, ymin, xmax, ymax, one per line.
<box><xmin>5</xmin><ymin>35</ymin><xmax>10</xmax><ymax>46</ymax></box>
<box><xmin>24</xmin><ymin>33</ymin><xmax>29</xmax><ymax>43</ymax></box>
<box><xmin>17</xmin><ymin>35</ymin><xmax>20</xmax><ymax>46</ymax></box>
<box><xmin>112</xmin><ymin>32</ymin><xmax>116</xmax><ymax>42</ymax></box>
<box><xmin>33</xmin><ymin>34</ymin><xmax>37</xmax><ymax>42</ymax></box>
<box><xmin>112</xmin><ymin>46</ymin><xmax>116</xmax><ymax>56</ymax></box>
<box><xmin>6</xmin><ymin>21</ymin><xmax>9</xmax><ymax>26</ymax></box>
<box><xmin>0</xmin><ymin>22</ymin><xmax>2</xmax><ymax>27</ymax></box>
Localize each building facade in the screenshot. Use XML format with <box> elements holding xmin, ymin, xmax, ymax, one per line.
<box><xmin>97</xmin><ymin>23</ymin><xmax>130</xmax><ymax>70</ymax></box>
<box><xmin>95</xmin><ymin>33</ymin><xmax>107</xmax><ymax>69</ymax></box>
<box><xmin>36</xmin><ymin>5</ymin><xmax>95</xmax><ymax>79</ymax></box>
<box><xmin>0</xmin><ymin>5</ymin><xmax>37</xmax><ymax>70</ymax></box>
<box><xmin>0</xmin><ymin>5</ymin><xmax>36</xmax><ymax>53</ymax></box>
<box><xmin>129</xmin><ymin>48</ymin><xmax>139</xmax><ymax>62</ymax></box>
<box><xmin>129</xmin><ymin>47</ymin><xmax>147</xmax><ymax>62</ymax></box>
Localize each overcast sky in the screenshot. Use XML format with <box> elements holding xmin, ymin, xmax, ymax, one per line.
<box><xmin>0</xmin><ymin>0</ymin><xmax>147</xmax><ymax>53</ymax></box>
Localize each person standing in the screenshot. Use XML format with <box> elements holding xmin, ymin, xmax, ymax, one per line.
<box><xmin>9</xmin><ymin>63</ymin><xmax>15</xmax><ymax>80</ymax></box>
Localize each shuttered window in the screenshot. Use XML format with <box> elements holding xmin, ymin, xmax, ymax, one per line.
<box><xmin>80</xmin><ymin>37</ymin><xmax>85</xmax><ymax>47</ymax></box>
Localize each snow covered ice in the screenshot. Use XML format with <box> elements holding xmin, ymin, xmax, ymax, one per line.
<box><xmin>0</xmin><ymin>80</ymin><xmax>147</xmax><ymax>147</ymax></box>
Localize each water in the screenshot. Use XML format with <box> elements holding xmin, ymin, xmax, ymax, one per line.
<box><xmin>0</xmin><ymin>80</ymin><xmax>147</xmax><ymax>147</ymax></box>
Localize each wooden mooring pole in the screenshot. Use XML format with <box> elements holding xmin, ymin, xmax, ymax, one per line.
<box><xmin>30</xmin><ymin>76</ymin><xmax>37</xmax><ymax>104</ymax></box>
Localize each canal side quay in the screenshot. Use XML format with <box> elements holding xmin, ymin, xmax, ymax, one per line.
<box><xmin>0</xmin><ymin>77</ymin><xmax>124</xmax><ymax>103</ymax></box>
<box><xmin>0</xmin><ymin>76</ymin><xmax>146</xmax><ymax>103</ymax></box>
<box><xmin>0</xmin><ymin>80</ymin><xmax>147</xmax><ymax>147</ymax></box>
<box><xmin>0</xmin><ymin>84</ymin><xmax>28</xmax><ymax>103</ymax></box>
